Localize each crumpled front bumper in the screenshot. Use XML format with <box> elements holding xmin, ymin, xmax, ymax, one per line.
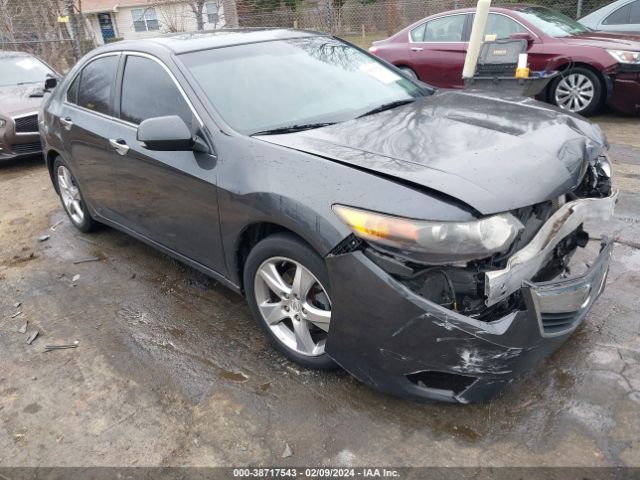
<box><xmin>325</xmin><ymin>230</ymin><xmax>613</xmax><ymax>404</ymax></box>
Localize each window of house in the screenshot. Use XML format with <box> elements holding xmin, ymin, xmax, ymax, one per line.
<box><xmin>483</xmin><ymin>13</ymin><xmax>528</xmax><ymax>40</ymax></box>
<box><xmin>132</xmin><ymin>7</ymin><xmax>160</xmax><ymax>32</ymax></box>
<box><xmin>423</xmin><ymin>15</ymin><xmax>466</xmax><ymax>42</ymax></box>
<box><xmin>206</xmin><ymin>2</ymin><xmax>219</xmax><ymax>24</ymax></box>
<box><xmin>603</xmin><ymin>3</ymin><xmax>631</xmax><ymax>24</ymax></box>
<box><xmin>120</xmin><ymin>55</ymin><xmax>193</xmax><ymax>128</ymax></box>
<box><xmin>76</xmin><ymin>55</ymin><xmax>119</xmax><ymax>115</ymax></box>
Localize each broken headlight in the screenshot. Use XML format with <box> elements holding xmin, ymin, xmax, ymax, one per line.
<box><xmin>333</xmin><ymin>205</ymin><xmax>524</xmax><ymax>264</ymax></box>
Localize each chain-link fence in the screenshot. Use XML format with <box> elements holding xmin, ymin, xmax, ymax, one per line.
<box><xmin>0</xmin><ymin>0</ymin><xmax>615</xmax><ymax>72</ymax></box>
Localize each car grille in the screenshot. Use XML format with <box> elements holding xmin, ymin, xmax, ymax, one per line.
<box><xmin>11</xmin><ymin>142</ymin><xmax>42</xmax><ymax>154</ymax></box>
<box><xmin>540</xmin><ymin>311</ymin><xmax>579</xmax><ymax>334</ymax></box>
<box><xmin>14</xmin><ymin>114</ymin><xmax>39</xmax><ymax>133</ymax></box>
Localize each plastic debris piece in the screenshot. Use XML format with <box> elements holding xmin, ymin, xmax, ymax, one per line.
<box><xmin>50</xmin><ymin>219</ymin><xmax>64</xmax><ymax>231</ymax></box>
<box><xmin>281</xmin><ymin>443</ymin><xmax>293</xmax><ymax>458</ymax></box>
<box><xmin>73</xmin><ymin>257</ymin><xmax>100</xmax><ymax>265</ymax></box>
<box><xmin>14</xmin><ymin>302</ymin><xmax>21</xmax><ymax>308</ymax></box>
<box><xmin>18</xmin><ymin>322</ymin><xmax>28</xmax><ymax>334</ymax></box>
<box><xmin>10</xmin><ymin>311</ymin><xmax>22</xmax><ymax>319</ymax></box>
<box><xmin>37</xmin><ymin>235</ymin><xmax>50</xmax><ymax>242</ymax></box>
<box><xmin>26</xmin><ymin>331</ymin><xmax>39</xmax><ymax>345</ymax></box>
<box><xmin>72</xmin><ymin>274</ymin><xmax>80</xmax><ymax>282</ymax></box>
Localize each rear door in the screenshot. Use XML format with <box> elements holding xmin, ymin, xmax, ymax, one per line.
<box><xmin>408</xmin><ymin>13</ymin><xmax>469</xmax><ymax>88</ymax></box>
<box><xmin>109</xmin><ymin>53</ymin><xmax>225</xmax><ymax>273</ymax></box>
<box><xmin>59</xmin><ymin>53</ymin><xmax>122</xmax><ymax>219</ymax></box>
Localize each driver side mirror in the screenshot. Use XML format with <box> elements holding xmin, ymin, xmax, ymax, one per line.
<box><xmin>137</xmin><ymin>115</ymin><xmax>198</xmax><ymax>151</ymax></box>
<box><xmin>44</xmin><ymin>76</ymin><xmax>58</xmax><ymax>90</ymax></box>
<box><xmin>511</xmin><ymin>32</ymin><xmax>535</xmax><ymax>47</ymax></box>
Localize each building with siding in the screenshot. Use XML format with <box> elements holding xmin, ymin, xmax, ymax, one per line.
<box><xmin>81</xmin><ymin>0</ymin><xmax>238</xmax><ymax>45</ymax></box>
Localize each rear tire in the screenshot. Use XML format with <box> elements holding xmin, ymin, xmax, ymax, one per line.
<box><xmin>53</xmin><ymin>157</ymin><xmax>100</xmax><ymax>233</ymax></box>
<box><xmin>549</xmin><ymin>67</ymin><xmax>603</xmax><ymax>116</ymax></box>
<box><xmin>399</xmin><ymin>66</ymin><xmax>418</xmax><ymax>80</ymax></box>
<box><xmin>244</xmin><ymin>233</ymin><xmax>336</xmax><ymax>370</ymax></box>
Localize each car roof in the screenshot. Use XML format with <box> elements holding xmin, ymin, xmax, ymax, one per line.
<box><xmin>104</xmin><ymin>28</ymin><xmax>328</xmax><ymax>55</ymax></box>
<box><xmin>428</xmin><ymin>4</ymin><xmax>549</xmax><ymax>16</ymax></box>
<box><xmin>580</xmin><ymin>0</ymin><xmax>634</xmax><ymax>21</ymax></box>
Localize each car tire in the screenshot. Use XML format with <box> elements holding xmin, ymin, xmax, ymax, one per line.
<box><xmin>244</xmin><ymin>233</ymin><xmax>336</xmax><ymax>370</ymax></box>
<box><xmin>549</xmin><ymin>67</ymin><xmax>603</xmax><ymax>116</ymax></box>
<box><xmin>53</xmin><ymin>157</ymin><xmax>100</xmax><ymax>233</ymax></box>
<box><xmin>399</xmin><ymin>66</ymin><xmax>418</xmax><ymax>80</ymax></box>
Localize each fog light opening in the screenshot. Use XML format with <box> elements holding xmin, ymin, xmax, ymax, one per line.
<box><xmin>406</xmin><ymin>370</ymin><xmax>476</xmax><ymax>395</ymax></box>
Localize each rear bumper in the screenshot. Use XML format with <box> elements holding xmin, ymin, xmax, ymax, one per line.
<box><xmin>325</xmin><ymin>232</ymin><xmax>613</xmax><ymax>404</ymax></box>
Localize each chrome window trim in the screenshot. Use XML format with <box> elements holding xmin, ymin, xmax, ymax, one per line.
<box><xmin>62</xmin><ymin>51</ymin><xmax>204</xmax><ymax>130</ymax></box>
<box><xmin>408</xmin><ymin>13</ymin><xmax>468</xmax><ymax>44</ymax></box>
<box><xmin>119</xmin><ymin>51</ymin><xmax>204</xmax><ymax>128</ymax></box>
<box><xmin>12</xmin><ymin>111</ymin><xmax>40</xmax><ymax>136</ymax></box>
<box><xmin>408</xmin><ymin>11</ymin><xmax>540</xmax><ymax>44</ymax></box>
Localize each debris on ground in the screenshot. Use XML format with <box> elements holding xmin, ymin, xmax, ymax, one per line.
<box><xmin>44</xmin><ymin>341</ymin><xmax>79</xmax><ymax>352</ymax></box>
<box><xmin>72</xmin><ymin>274</ymin><xmax>80</xmax><ymax>282</ymax></box>
<box><xmin>10</xmin><ymin>311</ymin><xmax>22</xmax><ymax>319</ymax></box>
<box><xmin>37</xmin><ymin>234</ymin><xmax>50</xmax><ymax>242</ymax></box>
<box><xmin>14</xmin><ymin>302</ymin><xmax>21</xmax><ymax>308</ymax></box>
<box><xmin>282</xmin><ymin>443</ymin><xmax>293</xmax><ymax>458</ymax></box>
<box><xmin>18</xmin><ymin>321</ymin><xmax>28</xmax><ymax>334</ymax></box>
<box><xmin>26</xmin><ymin>331</ymin><xmax>39</xmax><ymax>345</ymax></box>
<box><xmin>73</xmin><ymin>257</ymin><xmax>100</xmax><ymax>265</ymax></box>
<box><xmin>50</xmin><ymin>219</ymin><xmax>64</xmax><ymax>231</ymax></box>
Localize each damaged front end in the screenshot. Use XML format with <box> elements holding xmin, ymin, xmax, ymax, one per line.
<box><xmin>324</xmin><ymin>154</ymin><xmax>617</xmax><ymax>403</ymax></box>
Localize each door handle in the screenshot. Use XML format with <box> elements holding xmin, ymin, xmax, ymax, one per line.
<box><xmin>59</xmin><ymin>116</ymin><xmax>73</xmax><ymax>131</ymax></box>
<box><xmin>411</xmin><ymin>47</ymin><xmax>424</xmax><ymax>52</ymax></box>
<box><xmin>109</xmin><ymin>138</ymin><xmax>130</xmax><ymax>156</ymax></box>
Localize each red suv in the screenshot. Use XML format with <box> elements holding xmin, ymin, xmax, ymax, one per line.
<box><xmin>369</xmin><ymin>5</ymin><xmax>640</xmax><ymax>116</ymax></box>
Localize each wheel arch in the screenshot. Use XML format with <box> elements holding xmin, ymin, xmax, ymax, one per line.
<box><xmin>46</xmin><ymin>149</ymin><xmax>61</xmax><ymax>193</ymax></box>
<box><xmin>235</xmin><ymin>222</ymin><xmax>323</xmax><ymax>295</ymax></box>
<box><xmin>545</xmin><ymin>62</ymin><xmax>609</xmax><ymax>105</ymax></box>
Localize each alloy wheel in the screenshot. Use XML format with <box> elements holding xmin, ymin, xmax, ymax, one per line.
<box><xmin>554</xmin><ymin>73</ymin><xmax>595</xmax><ymax>113</ymax></box>
<box><xmin>254</xmin><ymin>256</ymin><xmax>331</xmax><ymax>357</ymax></box>
<box><xmin>57</xmin><ymin>165</ymin><xmax>85</xmax><ymax>225</ymax></box>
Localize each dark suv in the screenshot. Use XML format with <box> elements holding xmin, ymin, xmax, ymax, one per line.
<box><xmin>41</xmin><ymin>30</ymin><xmax>616</xmax><ymax>403</ymax></box>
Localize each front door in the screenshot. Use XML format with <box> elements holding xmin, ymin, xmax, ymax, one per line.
<box><xmin>408</xmin><ymin>13</ymin><xmax>469</xmax><ymax>88</ymax></box>
<box><xmin>108</xmin><ymin>53</ymin><xmax>225</xmax><ymax>274</ymax></box>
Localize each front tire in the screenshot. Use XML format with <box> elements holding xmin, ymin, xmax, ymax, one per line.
<box><xmin>399</xmin><ymin>66</ymin><xmax>418</xmax><ymax>80</ymax></box>
<box><xmin>53</xmin><ymin>157</ymin><xmax>99</xmax><ymax>233</ymax></box>
<box><xmin>244</xmin><ymin>233</ymin><xmax>336</xmax><ymax>370</ymax></box>
<box><xmin>549</xmin><ymin>67</ymin><xmax>603</xmax><ymax>116</ymax></box>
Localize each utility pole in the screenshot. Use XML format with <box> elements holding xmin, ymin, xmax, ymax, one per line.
<box><xmin>65</xmin><ymin>0</ymin><xmax>82</xmax><ymax>60</ymax></box>
<box><xmin>576</xmin><ymin>0</ymin><xmax>584</xmax><ymax>19</ymax></box>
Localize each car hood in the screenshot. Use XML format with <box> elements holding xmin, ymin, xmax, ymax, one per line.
<box><xmin>0</xmin><ymin>84</ymin><xmax>45</xmax><ymax>118</ymax></box>
<box><xmin>256</xmin><ymin>90</ymin><xmax>606</xmax><ymax>215</ymax></box>
<box><xmin>560</xmin><ymin>31</ymin><xmax>640</xmax><ymax>50</ymax></box>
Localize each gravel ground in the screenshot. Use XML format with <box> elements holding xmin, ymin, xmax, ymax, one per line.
<box><xmin>0</xmin><ymin>113</ymin><xmax>639</xmax><ymax>468</ymax></box>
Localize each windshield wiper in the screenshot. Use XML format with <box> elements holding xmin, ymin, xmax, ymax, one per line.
<box><xmin>252</xmin><ymin>122</ymin><xmax>336</xmax><ymax>136</ymax></box>
<box><xmin>358</xmin><ymin>99</ymin><xmax>415</xmax><ymax>118</ymax></box>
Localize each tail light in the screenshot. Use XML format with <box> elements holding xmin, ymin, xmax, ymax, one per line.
<box><xmin>369</xmin><ymin>46</ymin><xmax>379</xmax><ymax>54</ymax></box>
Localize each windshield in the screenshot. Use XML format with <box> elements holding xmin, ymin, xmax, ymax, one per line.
<box><xmin>0</xmin><ymin>55</ymin><xmax>53</xmax><ymax>87</ymax></box>
<box><xmin>180</xmin><ymin>36</ymin><xmax>426</xmax><ymax>135</ymax></box>
<box><xmin>517</xmin><ymin>6</ymin><xmax>592</xmax><ymax>37</ymax></box>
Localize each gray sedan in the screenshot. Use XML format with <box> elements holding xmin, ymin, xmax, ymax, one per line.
<box><xmin>41</xmin><ymin>29</ymin><xmax>616</xmax><ymax>403</ymax></box>
<box><xmin>580</xmin><ymin>0</ymin><xmax>640</xmax><ymax>33</ymax></box>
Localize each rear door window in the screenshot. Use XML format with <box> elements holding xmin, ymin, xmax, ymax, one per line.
<box><xmin>76</xmin><ymin>55</ymin><xmax>119</xmax><ymax>115</ymax></box>
<box><xmin>423</xmin><ymin>15</ymin><xmax>466</xmax><ymax>42</ymax></box>
<box><xmin>604</xmin><ymin>3</ymin><xmax>631</xmax><ymax>24</ymax></box>
<box><xmin>119</xmin><ymin>55</ymin><xmax>193</xmax><ymax>129</ymax></box>
<box><xmin>410</xmin><ymin>23</ymin><xmax>426</xmax><ymax>42</ymax></box>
